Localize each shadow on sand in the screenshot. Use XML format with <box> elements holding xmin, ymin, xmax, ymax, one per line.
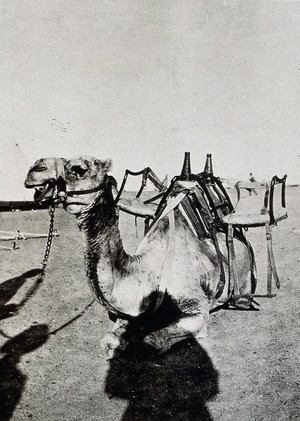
<box><xmin>0</xmin><ymin>269</ymin><xmax>44</xmax><ymax>321</ymax></box>
<box><xmin>0</xmin><ymin>324</ymin><xmax>49</xmax><ymax>421</ymax></box>
<box><xmin>105</xmin><ymin>297</ymin><xmax>219</xmax><ymax>420</ymax></box>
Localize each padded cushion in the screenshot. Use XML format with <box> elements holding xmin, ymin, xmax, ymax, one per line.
<box><xmin>222</xmin><ymin>194</ymin><xmax>268</xmax><ymax>226</ymax></box>
<box><xmin>118</xmin><ymin>197</ymin><xmax>157</xmax><ymax>217</ymax></box>
<box><xmin>222</xmin><ymin>211</ymin><xmax>269</xmax><ymax>227</ymax></box>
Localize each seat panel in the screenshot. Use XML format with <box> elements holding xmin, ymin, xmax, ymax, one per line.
<box><xmin>222</xmin><ymin>211</ymin><xmax>269</xmax><ymax>227</ymax></box>
<box><xmin>118</xmin><ymin>197</ymin><xmax>157</xmax><ymax>217</ymax></box>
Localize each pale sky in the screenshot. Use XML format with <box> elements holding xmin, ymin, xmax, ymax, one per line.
<box><xmin>1</xmin><ymin>0</ymin><xmax>299</xmax><ymax>200</ymax></box>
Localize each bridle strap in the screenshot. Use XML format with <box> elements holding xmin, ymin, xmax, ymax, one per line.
<box><xmin>66</xmin><ymin>184</ymin><xmax>104</xmax><ymax>197</ymax></box>
<box><xmin>65</xmin><ymin>174</ymin><xmax>108</xmax><ymax>197</ymax></box>
<box><xmin>55</xmin><ymin>163</ymin><xmax>109</xmax><ymax>200</ymax></box>
<box><xmin>51</xmin><ymin>159</ymin><xmax>108</xmax><ymax>200</ymax></box>
<box><xmin>54</xmin><ymin>158</ymin><xmax>66</xmax><ymax>192</ymax></box>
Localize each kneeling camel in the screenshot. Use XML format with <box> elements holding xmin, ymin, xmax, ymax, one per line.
<box><xmin>25</xmin><ymin>156</ymin><xmax>256</xmax><ymax>355</ymax></box>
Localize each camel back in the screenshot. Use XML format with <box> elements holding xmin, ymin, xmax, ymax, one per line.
<box><xmin>152</xmin><ymin>172</ymin><xmax>233</xmax><ymax>239</ymax></box>
<box><xmin>118</xmin><ymin>152</ymin><xmax>245</xmax><ymax>243</ymax></box>
<box><xmin>150</xmin><ymin>153</ymin><xmax>240</xmax><ymax>243</ymax></box>
<box><xmin>117</xmin><ymin>153</ymin><xmax>254</xmax><ymax>300</ymax></box>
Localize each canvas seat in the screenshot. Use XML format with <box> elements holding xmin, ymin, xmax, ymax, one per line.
<box><xmin>117</xmin><ymin>195</ymin><xmax>157</xmax><ymax>218</ymax></box>
<box><xmin>223</xmin><ymin>178</ymin><xmax>287</xmax><ymax>227</ymax></box>
<box><xmin>222</xmin><ymin>175</ymin><xmax>287</xmax><ymax>299</ymax></box>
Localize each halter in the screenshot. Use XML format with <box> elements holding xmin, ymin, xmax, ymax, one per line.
<box><xmin>50</xmin><ymin>158</ymin><xmax>108</xmax><ymax>205</ymax></box>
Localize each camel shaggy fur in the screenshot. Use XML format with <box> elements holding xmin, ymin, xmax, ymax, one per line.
<box><xmin>25</xmin><ymin>156</ymin><xmax>255</xmax><ymax>355</ymax></box>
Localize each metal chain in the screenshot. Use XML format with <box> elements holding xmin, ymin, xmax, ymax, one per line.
<box><xmin>42</xmin><ymin>204</ymin><xmax>56</xmax><ymax>270</ymax></box>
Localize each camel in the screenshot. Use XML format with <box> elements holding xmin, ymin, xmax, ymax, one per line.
<box><xmin>25</xmin><ymin>156</ymin><xmax>256</xmax><ymax>355</ymax></box>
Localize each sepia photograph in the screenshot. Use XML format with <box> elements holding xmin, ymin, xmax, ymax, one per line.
<box><xmin>1</xmin><ymin>1</ymin><xmax>299</xmax><ymax>420</ymax></box>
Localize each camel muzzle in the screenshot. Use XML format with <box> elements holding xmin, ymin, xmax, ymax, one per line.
<box><xmin>33</xmin><ymin>181</ymin><xmax>57</xmax><ymax>204</ymax></box>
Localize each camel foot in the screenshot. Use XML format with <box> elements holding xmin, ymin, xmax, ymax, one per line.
<box><xmin>143</xmin><ymin>333</ymin><xmax>164</xmax><ymax>353</ymax></box>
<box><xmin>143</xmin><ymin>332</ymin><xmax>182</xmax><ymax>355</ymax></box>
<box><xmin>230</xmin><ymin>296</ymin><xmax>257</xmax><ymax>310</ymax></box>
<box><xmin>143</xmin><ymin>313</ymin><xmax>209</xmax><ymax>354</ymax></box>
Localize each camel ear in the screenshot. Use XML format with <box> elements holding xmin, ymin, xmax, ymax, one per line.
<box><xmin>95</xmin><ymin>158</ymin><xmax>112</xmax><ymax>173</ymax></box>
<box><xmin>108</xmin><ymin>175</ymin><xmax>117</xmax><ymax>188</ymax></box>
<box><xmin>108</xmin><ymin>176</ymin><xmax>118</xmax><ymax>200</ymax></box>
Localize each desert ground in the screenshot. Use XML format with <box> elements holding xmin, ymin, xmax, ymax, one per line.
<box><xmin>0</xmin><ymin>186</ymin><xmax>299</xmax><ymax>421</ymax></box>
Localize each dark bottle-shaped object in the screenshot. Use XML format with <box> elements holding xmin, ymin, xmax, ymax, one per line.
<box><xmin>180</xmin><ymin>152</ymin><xmax>191</xmax><ymax>180</ymax></box>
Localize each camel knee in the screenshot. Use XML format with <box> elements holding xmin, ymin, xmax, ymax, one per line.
<box><xmin>143</xmin><ymin>312</ymin><xmax>208</xmax><ymax>353</ymax></box>
<box><xmin>111</xmin><ymin>318</ymin><xmax>129</xmax><ymax>336</ymax></box>
<box><xmin>101</xmin><ymin>318</ymin><xmax>129</xmax><ymax>358</ymax></box>
<box><xmin>178</xmin><ymin>313</ymin><xmax>208</xmax><ymax>335</ymax></box>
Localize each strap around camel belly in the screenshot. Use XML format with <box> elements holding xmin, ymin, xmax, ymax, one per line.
<box><xmin>149</xmin><ymin>189</ymin><xmax>229</xmax><ymax>307</ymax></box>
<box><xmin>139</xmin><ymin>191</ymin><xmax>187</xmax><ymax>248</ymax></box>
<box><xmin>154</xmin><ymin>210</ymin><xmax>176</xmax><ymax>311</ymax></box>
<box><xmin>135</xmin><ymin>192</ymin><xmax>187</xmax><ymax>311</ymax></box>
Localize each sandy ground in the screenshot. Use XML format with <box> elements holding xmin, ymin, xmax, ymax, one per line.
<box><xmin>0</xmin><ymin>187</ymin><xmax>299</xmax><ymax>421</ymax></box>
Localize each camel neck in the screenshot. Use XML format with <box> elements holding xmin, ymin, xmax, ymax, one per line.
<box><xmin>73</xmin><ymin>197</ymin><xmax>168</xmax><ymax>318</ymax></box>
<box><xmin>77</xmin><ymin>201</ymin><xmax>128</xmax><ymax>264</ymax></box>
<box><xmin>75</xmin><ymin>201</ymin><xmax>131</xmax><ymax>313</ymax></box>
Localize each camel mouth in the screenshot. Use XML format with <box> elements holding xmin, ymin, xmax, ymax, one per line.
<box><xmin>35</xmin><ymin>184</ymin><xmax>55</xmax><ymax>203</ymax></box>
<box><xmin>25</xmin><ymin>182</ymin><xmax>55</xmax><ymax>204</ymax></box>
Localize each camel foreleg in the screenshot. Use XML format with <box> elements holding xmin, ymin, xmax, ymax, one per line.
<box><xmin>101</xmin><ymin>318</ymin><xmax>129</xmax><ymax>358</ymax></box>
<box><xmin>143</xmin><ymin>311</ymin><xmax>209</xmax><ymax>354</ymax></box>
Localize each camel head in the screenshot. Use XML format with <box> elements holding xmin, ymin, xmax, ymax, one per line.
<box><xmin>24</xmin><ymin>157</ymin><xmax>66</xmax><ymax>204</ymax></box>
<box><xmin>25</xmin><ymin>155</ymin><xmax>114</xmax><ymax>215</ymax></box>
<box><xmin>63</xmin><ymin>156</ymin><xmax>113</xmax><ymax>214</ymax></box>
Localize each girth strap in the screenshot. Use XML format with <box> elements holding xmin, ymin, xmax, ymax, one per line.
<box><xmin>210</xmin><ymin>229</ymin><xmax>227</xmax><ymax>299</ymax></box>
<box><xmin>154</xmin><ymin>210</ymin><xmax>176</xmax><ymax>311</ymax></box>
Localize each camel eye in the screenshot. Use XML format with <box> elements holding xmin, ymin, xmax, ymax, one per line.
<box><xmin>70</xmin><ymin>165</ymin><xmax>88</xmax><ymax>177</ymax></box>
